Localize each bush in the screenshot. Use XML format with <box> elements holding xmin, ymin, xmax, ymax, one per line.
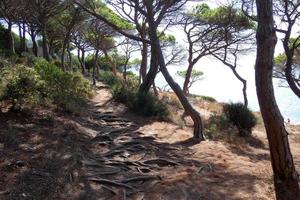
<box><xmin>0</xmin><ymin>58</ymin><xmax>93</xmax><ymax>114</ymax></box>
<box><xmin>100</xmin><ymin>71</ymin><xmax>169</xmax><ymax>119</ymax></box>
<box><xmin>34</xmin><ymin>58</ymin><xmax>93</xmax><ymax>113</ymax></box>
<box><xmin>223</xmin><ymin>102</ymin><xmax>257</xmax><ymax>136</ymax></box>
<box><xmin>0</xmin><ymin>65</ymin><xmax>46</xmax><ymax>110</ymax></box>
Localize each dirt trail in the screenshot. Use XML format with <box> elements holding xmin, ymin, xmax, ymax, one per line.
<box><xmin>1</xmin><ymin>84</ymin><xmax>300</xmax><ymax>199</ymax></box>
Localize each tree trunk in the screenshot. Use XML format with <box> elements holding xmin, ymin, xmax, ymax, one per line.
<box><xmin>41</xmin><ymin>26</ymin><xmax>50</xmax><ymax>61</ymax></box>
<box><xmin>81</xmin><ymin>50</ymin><xmax>86</xmax><ymax>73</ymax></box>
<box><xmin>7</xmin><ymin>22</ymin><xmax>15</xmax><ymax>54</ymax></box>
<box><xmin>18</xmin><ymin>23</ymin><xmax>23</xmax><ymax>53</ymax></box>
<box><xmin>104</xmin><ymin>51</ymin><xmax>117</xmax><ymax>75</ymax></box>
<box><xmin>22</xmin><ymin>22</ymin><xmax>26</xmax><ymax>52</ymax></box>
<box><xmin>78</xmin><ymin>48</ymin><xmax>86</xmax><ymax>74</ymax></box>
<box><xmin>183</xmin><ymin>63</ymin><xmax>194</xmax><ymax>95</ymax></box>
<box><xmin>232</xmin><ymin>68</ymin><xmax>248</xmax><ymax>107</ymax></box>
<box><xmin>255</xmin><ymin>0</ymin><xmax>300</xmax><ymax>199</ymax></box>
<box><xmin>93</xmin><ymin>49</ymin><xmax>99</xmax><ymax>86</ymax></box>
<box><xmin>138</xmin><ymin>45</ymin><xmax>159</xmax><ymax>94</ymax></box>
<box><xmin>67</xmin><ymin>42</ymin><xmax>72</xmax><ymax>71</ymax></box>
<box><xmin>285</xmin><ymin>56</ymin><xmax>300</xmax><ymax>98</ymax></box>
<box><xmin>30</xmin><ymin>28</ymin><xmax>38</xmax><ymax>56</ymax></box>
<box><xmin>61</xmin><ymin>40</ymin><xmax>67</xmax><ymax>71</ymax></box>
<box><xmin>123</xmin><ymin>58</ymin><xmax>129</xmax><ymax>81</ymax></box>
<box><xmin>147</xmin><ymin>20</ymin><xmax>204</xmax><ymax>139</ymax></box>
<box><xmin>140</xmin><ymin>41</ymin><xmax>148</xmax><ymax>82</ymax></box>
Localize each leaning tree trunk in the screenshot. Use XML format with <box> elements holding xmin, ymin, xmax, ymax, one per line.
<box><xmin>148</xmin><ymin>24</ymin><xmax>204</xmax><ymax>139</ymax></box>
<box><xmin>232</xmin><ymin>68</ymin><xmax>248</xmax><ymax>107</ymax></box>
<box><xmin>183</xmin><ymin>62</ymin><xmax>194</xmax><ymax>96</ymax></box>
<box><xmin>255</xmin><ymin>0</ymin><xmax>300</xmax><ymax>199</ymax></box>
<box><xmin>67</xmin><ymin>43</ymin><xmax>72</xmax><ymax>71</ymax></box>
<box><xmin>7</xmin><ymin>22</ymin><xmax>15</xmax><ymax>54</ymax></box>
<box><xmin>285</xmin><ymin>55</ymin><xmax>300</xmax><ymax>99</ymax></box>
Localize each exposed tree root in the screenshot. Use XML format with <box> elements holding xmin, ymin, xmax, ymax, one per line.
<box><xmin>143</xmin><ymin>159</ymin><xmax>179</xmax><ymax>167</ymax></box>
<box><xmin>88</xmin><ymin>177</ymin><xmax>134</xmax><ymax>190</ymax></box>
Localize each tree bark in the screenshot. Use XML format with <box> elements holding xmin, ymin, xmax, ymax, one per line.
<box><xmin>22</xmin><ymin>22</ymin><xmax>26</xmax><ymax>53</ymax></box>
<box><xmin>41</xmin><ymin>26</ymin><xmax>50</xmax><ymax>61</ymax></box>
<box><xmin>67</xmin><ymin>42</ymin><xmax>72</xmax><ymax>71</ymax></box>
<box><xmin>29</xmin><ymin>28</ymin><xmax>38</xmax><ymax>56</ymax></box>
<box><xmin>104</xmin><ymin>51</ymin><xmax>117</xmax><ymax>75</ymax></box>
<box><xmin>140</xmin><ymin>23</ymin><xmax>148</xmax><ymax>82</ymax></box>
<box><xmin>140</xmin><ymin>41</ymin><xmax>148</xmax><ymax>82</ymax></box>
<box><xmin>255</xmin><ymin>0</ymin><xmax>300</xmax><ymax>199</ymax></box>
<box><xmin>7</xmin><ymin>22</ymin><xmax>15</xmax><ymax>54</ymax></box>
<box><xmin>18</xmin><ymin>23</ymin><xmax>23</xmax><ymax>53</ymax></box>
<box><xmin>146</xmin><ymin>14</ymin><xmax>204</xmax><ymax>139</ymax></box>
<box><xmin>78</xmin><ymin>48</ymin><xmax>86</xmax><ymax>74</ymax></box>
<box><xmin>138</xmin><ymin>45</ymin><xmax>159</xmax><ymax>94</ymax></box>
<box><xmin>232</xmin><ymin>68</ymin><xmax>248</xmax><ymax>107</ymax></box>
<box><xmin>183</xmin><ymin>63</ymin><xmax>194</xmax><ymax>95</ymax></box>
<box><xmin>284</xmin><ymin>52</ymin><xmax>300</xmax><ymax>98</ymax></box>
<box><xmin>92</xmin><ymin>49</ymin><xmax>99</xmax><ymax>86</ymax></box>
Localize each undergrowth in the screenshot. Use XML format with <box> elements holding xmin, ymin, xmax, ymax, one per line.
<box><xmin>0</xmin><ymin>57</ymin><xmax>93</xmax><ymax>114</ymax></box>
<box><xmin>100</xmin><ymin>71</ymin><xmax>169</xmax><ymax>120</ymax></box>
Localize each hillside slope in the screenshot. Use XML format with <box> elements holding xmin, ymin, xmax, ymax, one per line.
<box><xmin>1</xmin><ymin>83</ymin><xmax>300</xmax><ymax>200</ymax></box>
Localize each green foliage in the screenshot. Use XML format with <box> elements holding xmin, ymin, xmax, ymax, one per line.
<box><xmin>34</xmin><ymin>59</ymin><xmax>93</xmax><ymax>113</ymax></box>
<box><xmin>0</xmin><ymin>58</ymin><xmax>93</xmax><ymax>114</ymax></box>
<box><xmin>0</xmin><ymin>65</ymin><xmax>46</xmax><ymax>110</ymax></box>
<box><xmin>177</xmin><ymin>69</ymin><xmax>204</xmax><ymax>80</ymax></box>
<box><xmin>223</xmin><ymin>102</ymin><xmax>257</xmax><ymax>136</ymax></box>
<box><xmin>191</xmin><ymin>3</ymin><xmax>255</xmax><ymax>30</ymax></box>
<box><xmin>100</xmin><ymin>71</ymin><xmax>169</xmax><ymax>119</ymax></box>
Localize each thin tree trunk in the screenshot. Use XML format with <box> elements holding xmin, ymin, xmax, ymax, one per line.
<box><xmin>78</xmin><ymin>48</ymin><xmax>86</xmax><ymax>74</ymax></box>
<box><xmin>104</xmin><ymin>51</ymin><xmax>117</xmax><ymax>75</ymax></box>
<box><xmin>255</xmin><ymin>0</ymin><xmax>300</xmax><ymax>199</ymax></box>
<box><xmin>140</xmin><ymin>41</ymin><xmax>148</xmax><ymax>82</ymax></box>
<box><xmin>61</xmin><ymin>40</ymin><xmax>67</xmax><ymax>71</ymax></box>
<box><xmin>147</xmin><ymin>20</ymin><xmax>204</xmax><ymax>139</ymax></box>
<box><xmin>81</xmin><ymin>50</ymin><xmax>86</xmax><ymax>73</ymax></box>
<box><xmin>183</xmin><ymin>63</ymin><xmax>194</xmax><ymax>95</ymax></box>
<box><xmin>41</xmin><ymin>26</ymin><xmax>50</xmax><ymax>61</ymax></box>
<box><xmin>93</xmin><ymin>49</ymin><xmax>99</xmax><ymax>86</ymax></box>
<box><xmin>22</xmin><ymin>22</ymin><xmax>26</xmax><ymax>52</ymax></box>
<box><xmin>285</xmin><ymin>57</ymin><xmax>300</xmax><ymax>98</ymax></box>
<box><xmin>7</xmin><ymin>22</ymin><xmax>15</xmax><ymax>54</ymax></box>
<box><xmin>138</xmin><ymin>45</ymin><xmax>159</xmax><ymax>94</ymax></box>
<box><xmin>18</xmin><ymin>23</ymin><xmax>23</xmax><ymax>52</ymax></box>
<box><xmin>67</xmin><ymin>42</ymin><xmax>72</xmax><ymax>71</ymax></box>
<box><xmin>123</xmin><ymin>58</ymin><xmax>129</xmax><ymax>81</ymax></box>
<box><xmin>29</xmin><ymin>28</ymin><xmax>38</xmax><ymax>56</ymax></box>
<box><xmin>232</xmin><ymin>68</ymin><xmax>248</xmax><ymax>107</ymax></box>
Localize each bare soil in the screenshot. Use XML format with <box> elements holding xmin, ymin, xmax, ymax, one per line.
<box><xmin>1</xmin><ymin>83</ymin><xmax>300</xmax><ymax>200</ymax></box>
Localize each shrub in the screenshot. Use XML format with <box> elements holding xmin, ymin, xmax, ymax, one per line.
<box><xmin>100</xmin><ymin>71</ymin><xmax>169</xmax><ymax>119</ymax></box>
<box><xmin>34</xmin><ymin>59</ymin><xmax>93</xmax><ymax>113</ymax></box>
<box><xmin>99</xmin><ymin>71</ymin><xmax>121</xmax><ymax>86</ymax></box>
<box><xmin>0</xmin><ymin>65</ymin><xmax>45</xmax><ymax>110</ymax></box>
<box><xmin>0</xmin><ymin>58</ymin><xmax>94</xmax><ymax>114</ymax></box>
<box><xmin>223</xmin><ymin>102</ymin><xmax>257</xmax><ymax>136</ymax></box>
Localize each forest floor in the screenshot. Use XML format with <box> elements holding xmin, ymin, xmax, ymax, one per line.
<box><xmin>1</xmin><ymin>83</ymin><xmax>300</xmax><ymax>200</ymax></box>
